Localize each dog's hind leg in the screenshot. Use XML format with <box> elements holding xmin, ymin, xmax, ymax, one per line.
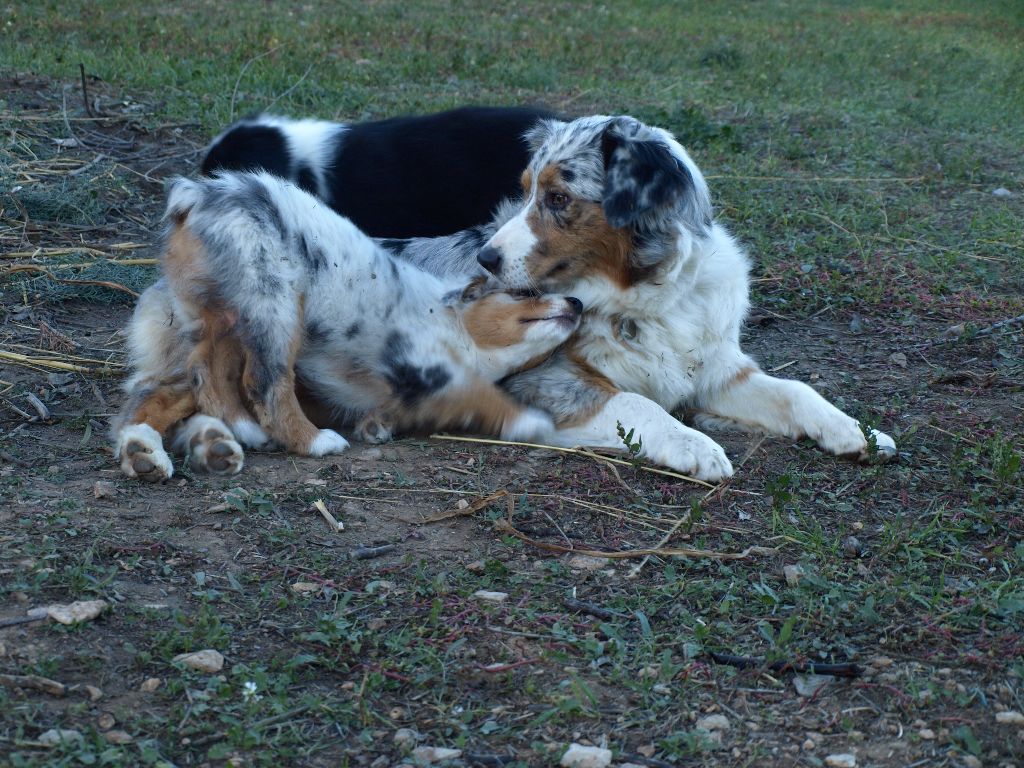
<box><xmin>402</xmin><ymin>378</ymin><xmax>555</xmax><ymax>441</ymax></box>
<box><xmin>238</xmin><ymin>296</ymin><xmax>348</xmax><ymax>457</ymax></box>
<box><xmin>113</xmin><ymin>379</ymin><xmax>196</xmax><ymax>482</ymax></box>
<box><xmin>694</xmin><ymin>366</ymin><xmax>897</xmax><ymax>462</ymax></box>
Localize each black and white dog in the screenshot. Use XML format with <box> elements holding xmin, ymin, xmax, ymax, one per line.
<box><xmin>202</xmin><ymin>106</ymin><xmax>554</xmax><ymax>238</ymax></box>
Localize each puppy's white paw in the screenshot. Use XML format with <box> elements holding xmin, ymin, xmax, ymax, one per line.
<box><xmin>183</xmin><ymin>418</ymin><xmax>245</xmax><ymax>475</ymax></box>
<box><xmin>862</xmin><ymin>428</ymin><xmax>897</xmax><ymax>462</ymax></box>
<box><xmin>650</xmin><ymin>430</ymin><xmax>734</xmax><ymax>482</ymax></box>
<box><xmin>230</xmin><ymin>419</ymin><xmax>271</xmax><ymax>449</ymax></box>
<box><xmin>117</xmin><ymin>424</ymin><xmax>174</xmax><ymax>482</ymax></box>
<box><xmin>501</xmin><ymin>408</ymin><xmax>556</xmax><ymax>442</ymax></box>
<box><xmin>308</xmin><ymin>429</ymin><xmax>349</xmax><ymax>457</ymax></box>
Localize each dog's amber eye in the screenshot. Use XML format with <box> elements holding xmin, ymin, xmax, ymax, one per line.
<box><xmin>547</xmin><ymin>191</ymin><xmax>570</xmax><ymax>210</ymax></box>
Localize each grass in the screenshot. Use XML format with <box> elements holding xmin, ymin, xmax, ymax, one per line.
<box><xmin>1</xmin><ymin>0</ymin><xmax>1023</xmax><ymax>766</ymax></box>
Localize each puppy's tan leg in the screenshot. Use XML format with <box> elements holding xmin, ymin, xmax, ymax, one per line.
<box><xmin>114</xmin><ymin>380</ymin><xmax>196</xmax><ymax>482</ymax></box>
<box><xmin>402</xmin><ymin>378</ymin><xmax>555</xmax><ymax>441</ymax></box>
<box><xmin>187</xmin><ymin>307</ymin><xmax>271</xmax><ymax>449</ymax></box>
<box><xmin>241</xmin><ymin>299</ymin><xmax>348</xmax><ymax>457</ymax></box>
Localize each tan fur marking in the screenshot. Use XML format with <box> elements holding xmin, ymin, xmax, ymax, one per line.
<box><xmin>130</xmin><ymin>383</ymin><xmax>197</xmax><ymax>435</ymax></box>
<box><xmin>461</xmin><ymin>297</ymin><xmax>529</xmax><ymax>349</ymax></box>
<box><xmin>392</xmin><ymin>377</ymin><xmax>530</xmax><ymax>438</ymax></box>
<box><xmin>521</xmin><ymin>170</ymin><xmax>533</xmax><ymax>195</ymax></box>
<box><xmin>526</xmin><ymin>164</ymin><xmax>635</xmax><ymax>289</ymax></box>
<box><xmin>728</xmin><ymin>365</ymin><xmax>760</xmax><ymax>389</ymax></box>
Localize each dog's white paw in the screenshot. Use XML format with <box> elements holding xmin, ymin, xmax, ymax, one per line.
<box><xmin>184</xmin><ymin>419</ymin><xmax>245</xmax><ymax>475</ymax></box>
<box><xmin>501</xmin><ymin>408</ymin><xmax>556</xmax><ymax>442</ymax></box>
<box><xmin>649</xmin><ymin>430</ymin><xmax>734</xmax><ymax>482</ymax></box>
<box><xmin>862</xmin><ymin>428</ymin><xmax>897</xmax><ymax>462</ymax></box>
<box><xmin>308</xmin><ymin>429</ymin><xmax>349</xmax><ymax>457</ymax></box>
<box><xmin>230</xmin><ymin>419</ymin><xmax>271</xmax><ymax>449</ymax></box>
<box><xmin>117</xmin><ymin>423</ymin><xmax>174</xmax><ymax>482</ymax></box>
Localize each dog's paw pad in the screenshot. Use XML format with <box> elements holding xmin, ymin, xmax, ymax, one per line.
<box><xmin>189</xmin><ymin>426</ymin><xmax>245</xmax><ymax>475</ymax></box>
<box><xmin>354</xmin><ymin>414</ymin><xmax>394</xmax><ymax>444</ymax></box>
<box><xmin>118</xmin><ymin>425</ymin><xmax>173</xmax><ymax>482</ymax></box>
<box><xmin>308</xmin><ymin>429</ymin><xmax>349</xmax><ymax>457</ymax></box>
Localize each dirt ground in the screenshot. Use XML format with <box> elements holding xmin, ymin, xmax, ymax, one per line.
<box><xmin>1</xmin><ymin>75</ymin><xmax>1022</xmax><ymax>767</ymax></box>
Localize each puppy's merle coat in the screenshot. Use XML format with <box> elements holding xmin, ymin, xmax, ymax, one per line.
<box><xmin>111</xmin><ymin>172</ymin><xmax>581</xmax><ymax>481</ymax></box>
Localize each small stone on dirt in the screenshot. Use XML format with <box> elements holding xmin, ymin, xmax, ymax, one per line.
<box><xmin>996</xmin><ymin>710</ymin><xmax>1024</xmax><ymax>725</ymax></box>
<box><xmin>172</xmin><ymin>649</ymin><xmax>224</xmax><ymax>673</ymax></box>
<box><xmin>290</xmin><ymin>582</ymin><xmax>320</xmax><ymax>594</ymax></box>
<box><xmin>39</xmin><ymin>729</ymin><xmax>83</xmax><ymax>746</ymax></box>
<box><xmin>84</xmin><ymin>684</ymin><xmax>103</xmax><ymax>701</ymax></box>
<box><xmin>559</xmin><ymin>743</ymin><xmax>613</xmax><ymax>768</ymax></box>
<box><xmin>842</xmin><ymin>536</ymin><xmax>863</xmax><ymax>558</ymax></box>
<box><xmin>918</xmin><ymin>728</ymin><xmax>935</xmax><ymax>740</ymax></box>
<box><xmin>393</xmin><ymin>727</ymin><xmax>421</xmax><ymax>749</ymax></box>
<box><xmin>783</xmin><ymin>564</ymin><xmax>804</xmax><ymax>586</ymax></box>
<box><xmin>140</xmin><ymin>677</ymin><xmax>162</xmax><ymax>692</ymax></box>
<box><xmin>566</xmin><ymin>554</ymin><xmax>610</xmax><ymax>571</ymax></box>
<box><xmin>472</xmin><ymin>590</ymin><xmax>508</xmax><ymax>602</ymax></box>
<box><xmin>961</xmin><ymin>757</ymin><xmax>982</xmax><ymax>768</ymax></box>
<box><xmin>93</xmin><ymin>480</ymin><xmax>117</xmax><ymax>499</ymax></box>
<box><xmin>824</xmin><ymin>754</ymin><xmax>856</xmax><ymax>768</ymax></box>
<box><xmin>794</xmin><ymin>674</ymin><xmax>832</xmax><ymax>697</ymax></box>
<box><xmin>103</xmin><ymin>730</ymin><xmax>133</xmax><ymax>745</ymax></box>
<box><xmin>992</xmin><ymin>187</ymin><xmax>1013</xmax><ymax>197</ymax></box>
<box><xmin>888</xmin><ymin>352</ymin><xmax>908</xmax><ymax>368</ymax></box>
<box><xmin>411</xmin><ymin>746</ymin><xmax>462</xmax><ymax>763</ymax></box>
<box><xmin>47</xmin><ymin>599</ymin><xmax>108</xmax><ymax>625</ymax></box>
<box><xmin>466</xmin><ymin>560</ymin><xmax>486</xmax><ymax>573</ymax></box>
<box><xmin>696</xmin><ymin>714</ymin><xmax>731</xmax><ymax>732</ymax></box>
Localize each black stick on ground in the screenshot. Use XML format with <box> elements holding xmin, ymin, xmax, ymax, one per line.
<box><xmin>79</xmin><ymin>63</ymin><xmax>94</xmax><ymax>118</ymax></box>
<box><xmin>707</xmin><ymin>651</ymin><xmax>861</xmax><ymax>678</ymax></box>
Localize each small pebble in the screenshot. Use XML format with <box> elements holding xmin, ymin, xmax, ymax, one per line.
<box><xmin>824</xmin><ymin>754</ymin><xmax>856</xmax><ymax>768</ymax></box>
<box><xmin>411</xmin><ymin>746</ymin><xmax>462</xmax><ymax>763</ymax></box>
<box><xmin>919</xmin><ymin>728</ymin><xmax>936</xmax><ymax>740</ymax></box>
<box><xmin>393</xmin><ymin>727</ymin><xmax>420</xmax><ymax>749</ymax></box>
<box><xmin>696</xmin><ymin>714</ymin><xmax>730</xmax><ymax>732</ymax></box>
<box><xmin>995</xmin><ymin>710</ymin><xmax>1024</xmax><ymax>725</ymax></box>
<box><xmin>103</xmin><ymin>730</ymin><xmax>133</xmax><ymax>745</ymax></box>
<box><xmin>783</xmin><ymin>564</ymin><xmax>804</xmax><ymax>586</ymax></box>
<box><xmin>992</xmin><ymin>187</ymin><xmax>1013</xmax><ymax>197</ymax></box>
<box><xmin>47</xmin><ymin>599</ymin><xmax>108</xmax><ymax>625</ymax></box>
<box><xmin>842</xmin><ymin>536</ymin><xmax>863</xmax><ymax>558</ymax></box>
<box><xmin>560</xmin><ymin>743</ymin><xmax>612</xmax><ymax>768</ymax></box>
<box><xmin>172</xmin><ymin>649</ymin><xmax>224</xmax><ymax>673</ymax></box>
<box><xmin>472</xmin><ymin>590</ymin><xmax>508</xmax><ymax>603</ymax></box>
<box><xmin>39</xmin><ymin>729</ymin><xmax>83</xmax><ymax>746</ymax></box>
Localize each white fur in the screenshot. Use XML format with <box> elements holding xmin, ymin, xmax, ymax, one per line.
<box><xmin>230</xmin><ymin>419</ymin><xmax>271</xmax><ymax>449</ymax></box>
<box><xmin>308</xmin><ymin>429</ymin><xmax>350</xmax><ymax>457</ymax></box>
<box><xmin>485</xmin><ymin>116</ymin><xmax>895</xmax><ymax>479</ymax></box>
<box><xmin>116</xmin><ymin>423</ymin><xmax>174</xmax><ymax>481</ymax></box>
<box><xmin>172</xmin><ymin>414</ymin><xmax>244</xmax><ymax>475</ymax></box>
<box><xmin>500</xmin><ymin>407</ymin><xmax>556</xmax><ymax>442</ymax></box>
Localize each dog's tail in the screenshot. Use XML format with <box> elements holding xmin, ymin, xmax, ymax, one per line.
<box><xmin>164</xmin><ymin>176</ymin><xmax>204</xmax><ymax>223</ymax></box>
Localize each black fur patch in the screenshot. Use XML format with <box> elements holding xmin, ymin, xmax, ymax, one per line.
<box><xmin>296</xmin><ymin>163</ymin><xmax>318</xmax><ymax>196</ymax></box>
<box><xmin>201</xmin><ymin>123</ymin><xmax>291</xmax><ymax>178</ymax></box>
<box><xmin>306</xmin><ymin>320</ymin><xmax>331</xmax><ymax>345</ymax></box>
<box><xmin>381</xmin><ymin>331</ymin><xmax>451</xmax><ymax>405</ymax></box>
<box><xmin>600</xmin><ymin>128</ymin><xmax>694</xmax><ymax>229</ymax></box>
<box><xmin>344</xmin><ymin>322</ymin><xmax>361</xmax><ymax>340</ymax></box>
<box><xmin>296</xmin><ymin>233</ymin><xmax>327</xmax><ymax>272</ymax></box>
<box><xmin>378</xmin><ymin>238</ymin><xmax>409</xmax><ymax>255</ymax></box>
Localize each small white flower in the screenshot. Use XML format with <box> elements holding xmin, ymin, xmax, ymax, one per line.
<box><xmin>242</xmin><ymin>680</ymin><xmax>261</xmax><ymax>702</ymax></box>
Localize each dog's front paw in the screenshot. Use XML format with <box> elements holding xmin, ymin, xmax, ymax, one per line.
<box><xmin>307</xmin><ymin>429</ymin><xmax>350</xmax><ymax>457</ymax></box>
<box><xmin>187</xmin><ymin>421</ymin><xmax>245</xmax><ymax>475</ymax></box>
<box><xmin>501</xmin><ymin>408</ymin><xmax>556</xmax><ymax>442</ymax></box>
<box><xmin>354</xmin><ymin>413</ymin><xmax>394</xmax><ymax>444</ymax></box>
<box><xmin>861</xmin><ymin>428</ymin><xmax>897</xmax><ymax>463</ymax></box>
<box><xmin>117</xmin><ymin>424</ymin><xmax>174</xmax><ymax>482</ymax></box>
<box><xmin>650</xmin><ymin>430</ymin><xmax>734</xmax><ymax>482</ymax></box>
<box><xmin>230</xmin><ymin>419</ymin><xmax>272</xmax><ymax>449</ymax></box>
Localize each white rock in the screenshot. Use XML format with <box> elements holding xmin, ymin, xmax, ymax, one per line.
<box><xmin>290</xmin><ymin>582</ymin><xmax>320</xmax><ymax>594</ymax></box>
<box><xmin>919</xmin><ymin>728</ymin><xmax>935</xmax><ymax>740</ymax></box>
<box><xmin>139</xmin><ymin>677</ymin><xmax>162</xmax><ymax>692</ymax></box>
<box><xmin>992</xmin><ymin>187</ymin><xmax>1013</xmax><ymax>197</ymax></box>
<box><xmin>559</xmin><ymin>743</ymin><xmax>613</xmax><ymax>768</ymax></box>
<box><xmin>472</xmin><ymin>590</ymin><xmax>508</xmax><ymax>603</ymax></box>
<box><xmin>696</xmin><ymin>714</ymin><xmax>730</xmax><ymax>732</ymax></box>
<box><xmin>172</xmin><ymin>649</ymin><xmax>224</xmax><ymax>673</ymax></box>
<box><xmin>783</xmin><ymin>564</ymin><xmax>804</xmax><ymax>586</ymax></box>
<box><xmin>47</xmin><ymin>599</ymin><xmax>108</xmax><ymax>625</ymax></box>
<box><xmin>793</xmin><ymin>674</ymin><xmax>832</xmax><ymax>698</ymax></box>
<box><xmin>393</xmin><ymin>727</ymin><xmax>421</xmax><ymax>749</ymax></box>
<box><xmin>93</xmin><ymin>480</ymin><xmax>117</xmax><ymax>499</ymax></box>
<box><xmin>996</xmin><ymin>710</ymin><xmax>1024</xmax><ymax>725</ymax></box>
<box><xmin>411</xmin><ymin>746</ymin><xmax>462</xmax><ymax>763</ymax></box>
<box><xmin>103</xmin><ymin>730</ymin><xmax>133</xmax><ymax>744</ymax></box>
<box><xmin>38</xmin><ymin>729</ymin><xmax>83</xmax><ymax>746</ymax></box>
<box><xmin>824</xmin><ymin>754</ymin><xmax>856</xmax><ymax>768</ymax></box>
<box><xmin>566</xmin><ymin>554</ymin><xmax>610</xmax><ymax>571</ymax></box>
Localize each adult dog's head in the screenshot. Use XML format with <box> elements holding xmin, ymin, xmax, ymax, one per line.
<box><xmin>477</xmin><ymin>115</ymin><xmax>713</xmax><ymax>302</ymax></box>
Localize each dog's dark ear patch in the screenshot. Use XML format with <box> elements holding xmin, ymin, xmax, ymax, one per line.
<box><xmin>601</xmin><ymin>126</ymin><xmax>696</xmax><ymax>230</ymax></box>
<box><xmin>201</xmin><ymin>123</ymin><xmax>291</xmax><ymax>178</ymax></box>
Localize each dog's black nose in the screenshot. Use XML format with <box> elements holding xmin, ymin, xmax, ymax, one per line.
<box><xmin>477</xmin><ymin>246</ymin><xmax>503</xmax><ymax>275</ymax></box>
<box><xmin>566</xmin><ymin>297</ymin><xmax>583</xmax><ymax>314</ymax></box>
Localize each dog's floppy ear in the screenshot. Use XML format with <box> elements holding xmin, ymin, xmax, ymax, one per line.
<box><xmin>443</xmin><ymin>275</ymin><xmax>495</xmax><ymax>307</ymax></box>
<box><xmin>600</xmin><ymin>118</ymin><xmax>710</xmax><ymax>236</ymax></box>
<box><xmin>523</xmin><ymin>118</ymin><xmax>560</xmax><ymax>154</ymax></box>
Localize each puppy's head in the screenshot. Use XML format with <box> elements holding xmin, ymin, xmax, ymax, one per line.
<box><xmin>477</xmin><ymin>116</ymin><xmax>713</xmax><ymax>296</ymax></box>
<box><xmin>447</xmin><ymin>280</ymin><xmax>582</xmax><ymax>375</ymax></box>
